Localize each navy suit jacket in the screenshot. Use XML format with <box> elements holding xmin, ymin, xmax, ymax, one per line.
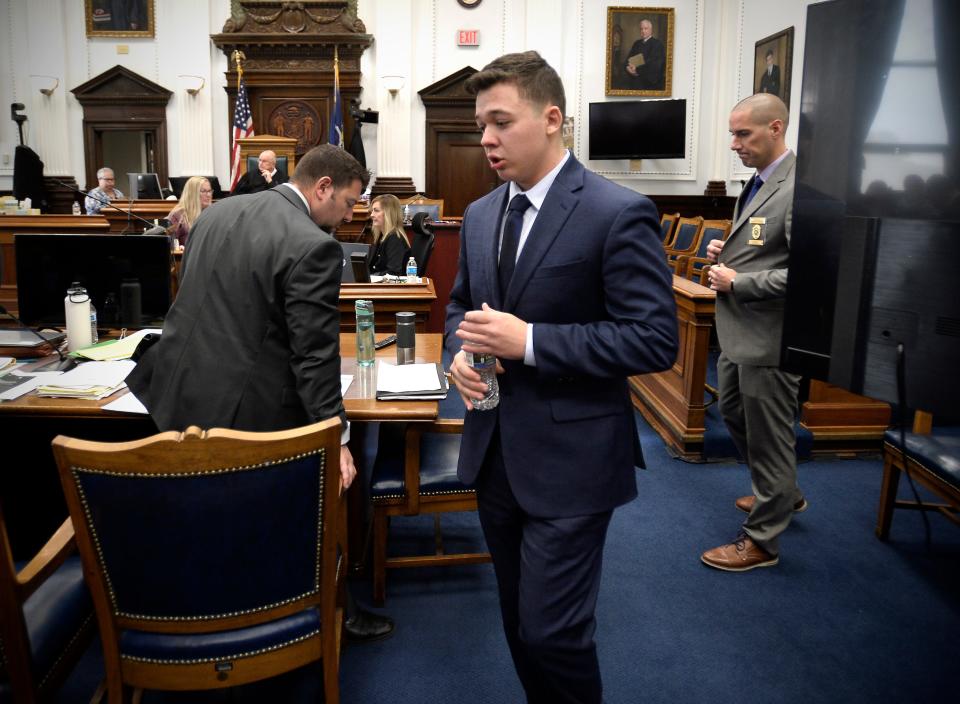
<box><xmin>445</xmin><ymin>155</ymin><xmax>677</xmax><ymax>518</ymax></box>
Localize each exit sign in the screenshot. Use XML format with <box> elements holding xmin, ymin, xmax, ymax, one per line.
<box><xmin>457</xmin><ymin>29</ymin><xmax>480</xmax><ymax>46</ymax></box>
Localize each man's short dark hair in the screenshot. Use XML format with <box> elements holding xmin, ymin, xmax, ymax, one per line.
<box><xmin>464</xmin><ymin>50</ymin><xmax>566</xmax><ymax>119</ymax></box>
<box><xmin>293</xmin><ymin>144</ymin><xmax>370</xmax><ymax>191</ymax></box>
<box><xmin>765</xmin><ymin>50</ymin><xmax>775</xmax><ymax>59</ymax></box>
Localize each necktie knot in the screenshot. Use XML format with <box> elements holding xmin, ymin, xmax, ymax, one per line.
<box><xmin>744</xmin><ymin>175</ymin><xmax>764</xmax><ymax>206</ymax></box>
<box><xmin>508</xmin><ymin>193</ymin><xmax>531</xmax><ymax>216</ymax></box>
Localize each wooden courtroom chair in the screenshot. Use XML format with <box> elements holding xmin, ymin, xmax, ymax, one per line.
<box><xmin>0</xmin><ymin>507</ymin><xmax>95</xmax><ymax>704</ymax></box>
<box><xmin>664</xmin><ymin>216</ymin><xmax>705</xmax><ymax>271</ymax></box>
<box><xmin>876</xmin><ymin>410</ymin><xmax>960</xmax><ymax>540</ymax></box>
<box><xmin>660</xmin><ymin>212</ymin><xmax>680</xmax><ymax>246</ymax></box>
<box><xmin>675</xmin><ymin>219</ymin><xmax>732</xmax><ymax>282</ymax></box>
<box><xmin>53</xmin><ymin>419</ymin><xmax>347</xmax><ymax>704</ymax></box>
<box><xmin>370</xmin><ymin>420</ymin><xmax>491</xmax><ymax>605</ymax></box>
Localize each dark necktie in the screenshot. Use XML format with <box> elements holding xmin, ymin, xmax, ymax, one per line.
<box><xmin>744</xmin><ymin>175</ymin><xmax>763</xmax><ymax>207</ymax></box>
<box><xmin>498</xmin><ymin>194</ymin><xmax>531</xmax><ymax>296</ymax></box>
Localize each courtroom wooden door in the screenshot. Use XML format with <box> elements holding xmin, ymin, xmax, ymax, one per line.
<box><xmin>434</xmin><ymin>130</ymin><xmax>500</xmax><ymax>217</ymax></box>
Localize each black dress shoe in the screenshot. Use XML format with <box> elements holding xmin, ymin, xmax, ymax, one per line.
<box><xmin>344</xmin><ymin>608</ymin><xmax>395</xmax><ymax>644</ymax></box>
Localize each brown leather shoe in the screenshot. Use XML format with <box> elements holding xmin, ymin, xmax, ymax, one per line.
<box><xmin>735</xmin><ymin>495</ymin><xmax>808</xmax><ymax>514</ymax></box>
<box><xmin>701</xmin><ymin>533</ymin><xmax>778</xmax><ymax>572</ymax></box>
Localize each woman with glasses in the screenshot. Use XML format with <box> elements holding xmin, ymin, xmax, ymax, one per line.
<box><xmin>166</xmin><ymin>176</ymin><xmax>213</xmax><ymax>248</ymax></box>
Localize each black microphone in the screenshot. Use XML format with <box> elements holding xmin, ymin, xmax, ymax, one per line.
<box><xmin>50</xmin><ymin>177</ymin><xmax>165</xmax><ymax>235</ymax></box>
<box><xmin>0</xmin><ymin>304</ymin><xmax>76</xmax><ymax>371</ymax></box>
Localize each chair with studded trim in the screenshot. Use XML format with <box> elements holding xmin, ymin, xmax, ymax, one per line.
<box><xmin>0</xmin><ymin>505</ymin><xmax>95</xmax><ymax>703</ymax></box>
<box><xmin>52</xmin><ymin>418</ymin><xmax>347</xmax><ymax>704</ymax></box>
<box><xmin>370</xmin><ymin>420</ymin><xmax>491</xmax><ymax>605</ymax></box>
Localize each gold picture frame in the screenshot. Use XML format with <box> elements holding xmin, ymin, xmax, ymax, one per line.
<box><xmin>85</xmin><ymin>0</ymin><xmax>155</xmax><ymax>38</ymax></box>
<box><xmin>606</xmin><ymin>7</ymin><xmax>674</xmax><ymax>97</ymax></box>
<box><xmin>753</xmin><ymin>27</ymin><xmax>794</xmax><ymax>109</ymax></box>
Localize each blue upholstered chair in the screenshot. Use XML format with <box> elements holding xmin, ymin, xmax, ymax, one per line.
<box><xmin>675</xmin><ymin>219</ymin><xmax>732</xmax><ymax>282</ymax></box>
<box><xmin>370</xmin><ymin>420</ymin><xmax>491</xmax><ymax>605</ymax></box>
<box><xmin>245</xmin><ymin>155</ymin><xmax>289</xmax><ymax>180</ymax></box>
<box><xmin>52</xmin><ymin>419</ymin><xmax>346</xmax><ymax>704</ymax></box>
<box><xmin>876</xmin><ymin>411</ymin><xmax>960</xmax><ymax>540</ymax></box>
<box><xmin>664</xmin><ymin>216</ymin><xmax>705</xmax><ymax>271</ymax></box>
<box><xmin>0</xmin><ymin>509</ymin><xmax>95</xmax><ymax>704</ymax></box>
<box><xmin>660</xmin><ymin>212</ymin><xmax>680</xmax><ymax>246</ymax></box>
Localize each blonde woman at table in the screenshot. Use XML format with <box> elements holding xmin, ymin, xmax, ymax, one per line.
<box><xmin>166</xmin><ymin>176</ymin><xmax>213</xmax><ymax>248</ymax></box>
<box><xmin>367</xmin><ymin>194</ymin><xmax>411</xmax><ymax>275</ymax></box>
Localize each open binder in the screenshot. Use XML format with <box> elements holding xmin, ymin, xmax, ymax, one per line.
<box><xmin>375</xmin><ymin>360</ymin><xmax>449</xmax><ymax>400</ymax></box>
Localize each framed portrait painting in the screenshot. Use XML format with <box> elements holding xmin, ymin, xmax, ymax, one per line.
<box><xmin>85</xmin><ymin>0</ymin><xmax>155</xmax><ymax>38</ymax></box>
<box><xmin>753</xmin><ymin>27</ymin><xmax>794</xmax><ymax>108</ymax></box>
<box><xmin>606</xmin><ymin>7</ymin><xmax>674</xmax><ymax>97</ymax></box>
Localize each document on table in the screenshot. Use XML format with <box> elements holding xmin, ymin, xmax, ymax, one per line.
<box><xmin>76</xmin><ymin>329</ymin><xmax>162</xmax><ymax>361</ymax></box>
<box><xmin>0</xmin><ymin>372</ymin><xmax>63</xmax><ymax>401</ymax></box>
<box><xmin>36</xmin><ymin>360</ymin><xmax>136</xmax><ymax>399</ymax></box>
<box><xmin>375</xmin><ymin>361</ymin><xmax>448</xmax><ymax>400</ymax></box>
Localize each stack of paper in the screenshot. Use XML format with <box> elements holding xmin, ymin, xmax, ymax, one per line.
<box><xmin>376</xmin><ymin>361</ymin><xmax>448</xmax><ymax>400</ymax></box>
<box><xmin>37</xmin><ymin>360</ymin><xmax>136</xmax><ymax>400</ymax></box>
<box><xmin>76</xmin><ymin>329</ymin><xmax>162</xmax><ymax>361</ymax></box>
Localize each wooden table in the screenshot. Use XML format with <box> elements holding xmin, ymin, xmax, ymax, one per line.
<box><xmin>0</xmin><ymin>334</ymin><xmax>444</xmax><ymax>561</ymax></box>
<box><xmin>338</xmin><ymin>280</ymin><xmax>437</xmax><ymax>333</ymax></box>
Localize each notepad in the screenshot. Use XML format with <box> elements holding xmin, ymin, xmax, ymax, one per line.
<box><xmin>375</xmin><ymin>361</ymin><xmax>448</xmax><ymax>400</ymax></box>
<box><xmin>76</xmin><ymin>329</ymin><xmax>162</xmax><ymax>361</ymax></box>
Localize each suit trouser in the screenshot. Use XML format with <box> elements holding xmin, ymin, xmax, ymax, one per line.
<box><xmin>716</xmin><ymin>352</ymin><xmax>802</xmax><ymax>556</ymax></box>
<box><xmin>476</xmin><ymin>429</ymin><xmax>612</xmax><ymax>704</ymax></box>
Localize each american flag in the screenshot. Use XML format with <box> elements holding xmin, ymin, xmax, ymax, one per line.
<box><xmin>229</xmin><ymin>78</ymin><xmax>254</xmax><ymax>190</ymax></box>
<box><xmin>329</xmin><ymin>49</ymin><xmax>344</xmax><ymax>148</ymax></box>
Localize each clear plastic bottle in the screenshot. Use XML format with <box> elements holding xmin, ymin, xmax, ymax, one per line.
<box><xmin>466</xmin><ymin>351</ymin><xmax>499</xmax><ymax>410</ymax></box>
<box><xmin>406</xmin><ymin>256</ymin><xmax>418</xmax><ymax>279</ymax></box>
<box><xmin>355</xmin><ymin>299</ymin><xmax>376</xmax><ymax>367</ymax></box>
<box><xmin>89</xmin><ymin>301</ymin><xmax>98</xmax><ymax>344</ymax></box>
<box><xmin>72</xmin><ymin>200</ymin><xmax>82</xmax><ymax>216</ymax></box>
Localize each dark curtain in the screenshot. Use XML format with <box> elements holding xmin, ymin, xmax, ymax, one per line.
<box><xmin>933</xmin><ymin>0</ymin><xmax>960</xmax><ymax>183</ymax></box>
<box><xmin>12</xmin><ymin>145</ymin><xmax>48</xmax><ymax>212</ymax></box>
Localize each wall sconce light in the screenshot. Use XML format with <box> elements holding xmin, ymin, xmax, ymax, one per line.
<box><xmin>32</xmin><ymin>75</ymin><xmax>59</xmax><ymax>97</ymax></box>
<box><xmin>179</xmin><ymin>75</ymin><xmax>206</xmax><ymax>96</ymax></box>
<box><xmin>382</xmin><ymin>75</ymin><xmax>405</xmax><ymax>96</ymax></box>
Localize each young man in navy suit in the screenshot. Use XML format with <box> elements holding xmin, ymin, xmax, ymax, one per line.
<box><xmin>446</xmin><ymin>51</ymin><xmax>678</xmax><ymax>703</ymax></box>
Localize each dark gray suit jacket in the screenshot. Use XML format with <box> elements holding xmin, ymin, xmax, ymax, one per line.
<box><xmin>716</xmin><ymin>151</ymin><xmax>795</xmax><ymax>366</ymax></box>
<box><xmin>445</xmin><ymin>155</ymin><xmax>678</xmax><ymax>518</ymax></box>
<box><xmin>127</xmin><ymin>185</ymin><xmax>346</xmax><ymax>432</ymax></box>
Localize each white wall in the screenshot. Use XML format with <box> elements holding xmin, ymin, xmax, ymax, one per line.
<box><xmin>0</xmin><ymin>0</ymin><xmax>816</xmax><ymax>197</ymax></box>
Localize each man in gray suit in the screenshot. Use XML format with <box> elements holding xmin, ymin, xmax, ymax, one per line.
<box><xmin>127</xmin><ymin>144</ymin><xmax>394</xmax><ymax>641</ymax></box>
<box><xmin>701</xmin><ymin>93</ymin><xmax>805</xmax><ymax>572</ymax></box>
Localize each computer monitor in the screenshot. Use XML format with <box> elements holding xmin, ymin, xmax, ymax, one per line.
<box><xmin>127</xmin><ymin>173</ymin><xmax>164</xmax><ymax>200</ymax></box>
<box><xmin>15</xmin><ymin>234</ymin><xmax>173</xmax><ymax>328</ymax></box>
<box><xmin>169</xmin><ymin>176</ymin><xmax>226</xmax><ymax>200</ymax></box>
<box><xmin>339</xmin><ymin>243</ymin><xmax>370</xmax><ymax>283</ymax></box>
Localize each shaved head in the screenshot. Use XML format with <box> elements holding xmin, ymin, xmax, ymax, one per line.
<box><xmin>732</xmin><ymin>93</ymin><xmax>789</xmax><ymax>127</ymax></box>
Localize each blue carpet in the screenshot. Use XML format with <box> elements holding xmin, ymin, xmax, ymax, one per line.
<box><xmin>49</xmin><ymin>410</ymin><xmax>959</xmax><ymax>704</ymax></box>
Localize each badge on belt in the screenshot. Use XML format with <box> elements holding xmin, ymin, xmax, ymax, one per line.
<box><xmin>747</xmin><ymin>217</ymin><xmax>765</xmax><ymax>246</ymax></box>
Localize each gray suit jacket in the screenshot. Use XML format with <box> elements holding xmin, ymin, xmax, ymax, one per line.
<box><xmin>127</xmin><ymin>185</ymin><xmax>346</xmax><ymax>432</ymax></box>
<box><xmin>716</xmin><ymin>151</ymin><xmax>795</xmax><ymax>366</ymax></box>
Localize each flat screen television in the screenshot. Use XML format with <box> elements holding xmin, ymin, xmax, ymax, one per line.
<box><xmin>781</xmin><ymin>0</ymin><xmax>960</xmax><ymax>419</ymax></box>
<box><xmin>15</xmin><ymin>234</ymin><xmax>173</xmax><ymax>328</ymax></box>
<box><xmin>169</xmin><ymin>176</ymin><xmax>226</xmax><ymax>200</ymax></box>
<box><xmin>588</xmin><ymin>99</ymin><xmax>686</xmax><ymax>160</ymax></box>
<box><xmin>127</xmin><ymin>172</ymin><xmax>164</xmax><ymax>200</ymax></box>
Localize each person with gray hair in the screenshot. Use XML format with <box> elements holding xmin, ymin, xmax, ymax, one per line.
<box><xmin>84</xmin><ymin>167</ymin><xmax>124</xmax><ymax>215</ymax></box>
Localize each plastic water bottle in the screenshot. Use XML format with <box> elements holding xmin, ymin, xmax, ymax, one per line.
<box><xmin>406</xmin><ymin>256</ymin><xmax>418</xmax><ymax>279</ymax></box>
<box><xmin>466</xmin><ymin>352</ymin><xmax>499</xmax><ymax>410</ymax></box>
<box><xmin>89</xmin><ymin>301</ymin><xmax>98</xmax><ymax>345</ymax></box>
<box><xmin>355</xmin><ymin>299</ymin><xmax>376</xmax><ymax>367</ymax></box>
<box><xmin>64</xmin><ymin>283</ymin><xmax>93</xmax><ymax>352</ymax></box>
<box><xmin>72</xmin><ymin>201</ymin><xmax>81</xmax><ymax>216</ymax></box>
